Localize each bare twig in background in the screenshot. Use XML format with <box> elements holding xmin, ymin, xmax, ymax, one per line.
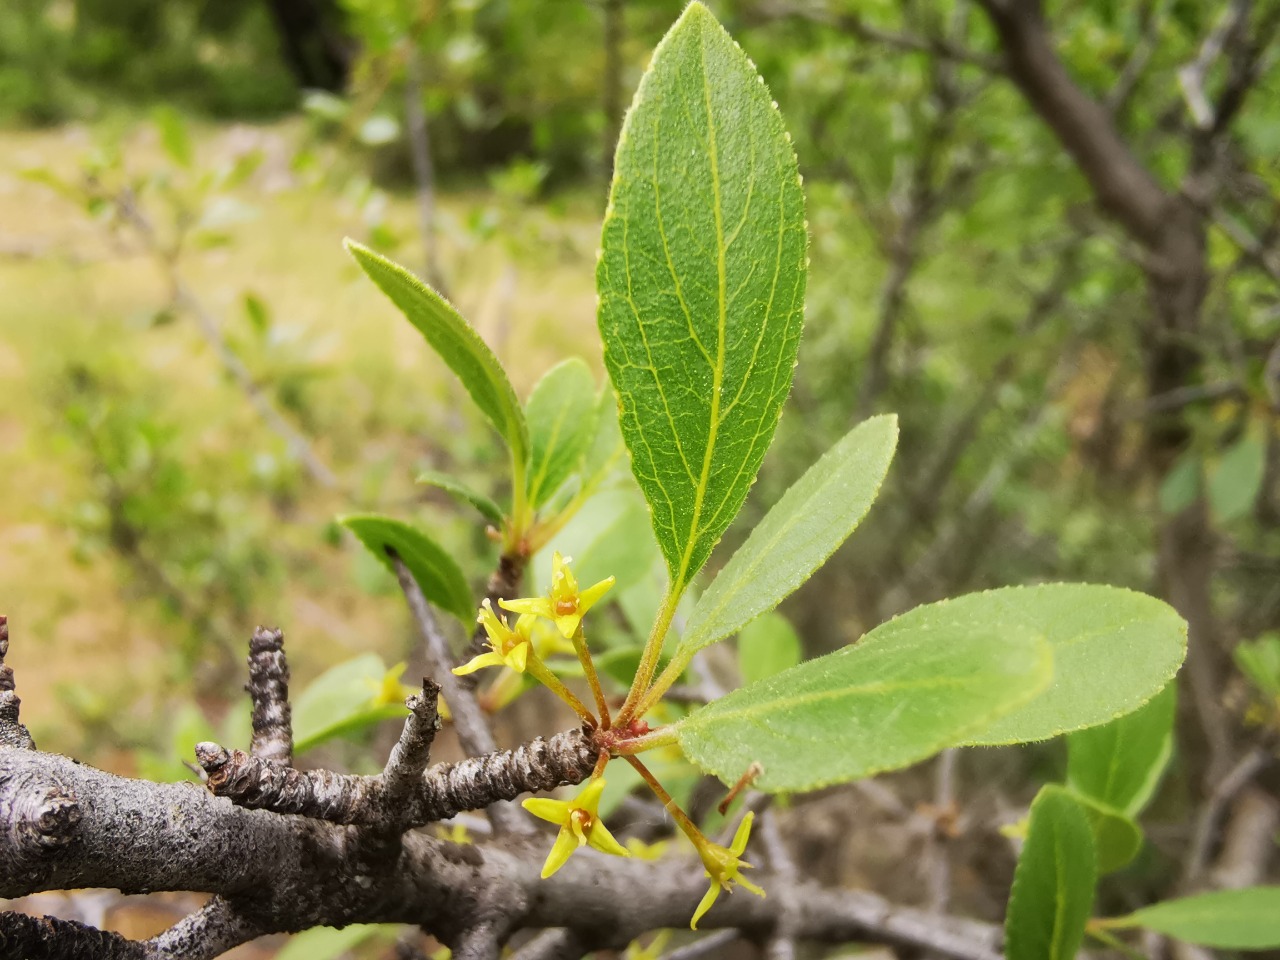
<box><xmin>602</xmin><ymin>0</ymin><xmax>625</xmax><ymax>178</ymax></box>
<box><xmin>660</xmin><ymin>930</ymin><xmax>740</xmax><ymax>960</ymax></box>
<box><xmin>389</xmin><ymin>552</ymin><xmax>530</xmax><ymax>834</ymax></box>
<box><xmin>1182</xmin><ymin>745</ymin><xmax>1273</xmax><ymax>887</ymax></box>
<box><xmin>404</xmin><ymin>44</ymin><xmax>443</xmax><ymax>293</ymax></box>
<box><xmin>111</xmin><ymin>191</ymin><xmax>338</xmax><ymax>489</ymax></box>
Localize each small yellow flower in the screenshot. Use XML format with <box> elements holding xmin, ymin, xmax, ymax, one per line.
<box><xmin>501</xmin><ymin>552</ymin><xmax>615</xmax><ymax>638</ymax></box>
<box><xmin>521</xmin><ymin>778</ymin><xmax>630</xmax><ymax>878</ymax></box>
<box><xmin>690</xmin><ymin>812</ymin><xmax>765</xmax><ymax>929</ymax></box>
<box><xmin>452</xmin><ymin>601</ymin><xmax>537</xmax><ymax>675</ymax></box>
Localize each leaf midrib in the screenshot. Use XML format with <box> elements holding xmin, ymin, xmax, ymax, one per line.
<box><xmin>674</xmin><ymin>21</ymin><xmax>728</xmax><ymax>594</ymax></box>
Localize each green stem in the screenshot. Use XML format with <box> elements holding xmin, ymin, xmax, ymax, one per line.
<box><xmin>631</xmin><ymin>649</ymin><xmax>693</xmax><ymax>720</ymax></box>
<box><xmin>1086</xmin><ymin>925</ymin><xmax>1144</xmax><ymax>960</ymax></box>
<box><xmin>573</xmin><ymin>626</ymin><xmax>611</xmax><ymax>730</ymax></box>
<box><xmin>611</xmin><ymin>725</ymin><xmax>678</xmax><ymax>755</ymax></box>
<box><xmin>616</xmin><ymin>586</ymin><xmax>680</xmax><ymax>726</ymax></box>
<box><xmin>525</xmin><ymin>652</ymin><xmax>595</xmax><ymax>725</ymax></box>
<box><xmin>624</xmin><ymin>755</ymin><xmax>712</xmax><ymax>857</ymax></box>
<box><xmin>507</xmin><ymin>455</ymin><xmax>533</xmax><ymax>552</ymax></box>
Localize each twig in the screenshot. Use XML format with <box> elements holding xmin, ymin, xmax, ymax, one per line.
<box><xmin>246</xmin><ymin>626</ymin><xmax>292</xmax><ymax>765</ymax></box>
<box><xmin>1177</xmin><ymin>0</ymin><xmax>1249</xmax><ymax>130</ymax></box>
<box><xmin>404</xmin><ymin>44</ymin><xmax>443</xmax><ymax>292</ymax></box>
<box><xmin>749</xmin><ymin>0</ymin><xmax>1004</xmax><ymax>73</ymax></box>
<box><xmin>923</xmin><ymin>749</ymin><xmax>959</xmax><ymax>927</ymax></box>
<box><xmin>198</xmin><ymin>721</ymin><xmax>592</xmax><ymax>828</ymax></box>
<box><xmin>660</xmin><ymin>930</ymin><xmax>739</xmax><ymax>960</ymax></box>
<box><xmin>112</xmin><ymin>191</ymin><xmax>337</xmax><ymax>489</ymax></box>
<box><xmin>0</xmin><ymin>615</ymin><xmax>34</xmax><ymax>750</ymax></box>
<box><xmin>507</xmin><ymin>928</ymin><xmax>586</xmax><ymax>960</ymax></box>
<box><xmin>1181</xmin><ymin>745</ymin><xmax>1273</xmax><ymax>887</ymax></box>
<box><xmin>145</xmin><ymin>896</ymin><xmax>262</xmax><ymax>960</ymax></box>
<box><xmin>758</xmin><ymin>810</ymin><xmax>798</xmax><ymax>960</ymax></box>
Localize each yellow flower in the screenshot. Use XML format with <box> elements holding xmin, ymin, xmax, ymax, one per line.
<box><xmin>501</xmin><ymin>551</ymin><xmax>615</xmax><ymax>638</ymax></box>
<box><xmin>690</xmin><ymin>812</ymin><xmax>765</xmax><ymax>929</ymax></box>
<box><xmin>521</xmin><ymin>777</ymin><xmax>630</xmax><ymax>878</ymax></box>
<box><xmin>452</xmin><ymin>601</ymin><xmax>537</xmax><ymax>675</ymax></box>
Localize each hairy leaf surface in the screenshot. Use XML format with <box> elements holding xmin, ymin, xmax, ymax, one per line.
<box><xmin>596</xmin><ymin>1</ymin><xmax>807</xmax><ymax>594</ymax></box>
<box><xmin>679</xmin><ymin>414</ymin><xmax>896</xmax><ymax>658</ymax></box>
<box><xmin>674</xmin><ymin>616</ymin><xmax>1052</xmax><ymax>792</ymax></box>
<box><xmin>953</xmin><ymin>585</ymin><xmax>1186</xmax><ymax>745</ymax></box>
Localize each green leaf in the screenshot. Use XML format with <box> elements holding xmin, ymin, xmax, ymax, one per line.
<box><xmin>1068</xmin><ymin>790</ymin><xmax>1144</xmax><ymax>875</ymax></box>
<box><xmin>674</xmin><ymin>615</ymin><xmax>1053</xmax><ymax>792</ymax></box>
<box><xmin>1105</xmin><ymin>887</ymin><xmax>1280</xmax><ymax>949</ymax></box>
<box><xmin>1005</xmin><ymin>786</ymin><xmax>1097</xmax><ymax>960</ymax></box>
<box><xmin>1209</xmin><ymin>434</ymin><xmax>1265</xmax><ymax>524</ymax></box>
<box><xmin>1234</xmin><ymin>632</ymin><xmax>1280</xmax><ymax>699</ymax></box>
<box><xmin>1068</xmin><ymin>683</ymin><xmax>1175</xmax><ymax>818</ymax></box>
<box><xmin>339</xmin><ymin>514</ymin><xmax>473</xmax><ymax>623</ymax></box>
<box><xmin>737</xmin><ymin>611</ymin><xmax>802</xmax><ymax>684</ymax></box>
<box><xmin>152</xmin><ymin>105</ymin><xmax>193</xmax><ymax>167</ymax></box>
<box><xmin>596</xmin><ymin>1</ymin><xmax>808</xmax><ymax>596</ymax></box>
<box><xmin>1159</xmin><ymin>450</ymin><xmax>1200</xmax><ymax>515</ymax></box>
<box><xmin>954</xmin><ymin>585</ymin><xmax>1186</xmax><ymax>746</ymax></box>
<box><xmin>678</xmin><ymin>415</ymin><xmax>897</xmax><ymax>659</ymax></box>
<box><xmin>292</xmin><ymin>654</ymin><xmax>410</xmax><ymax>754</ymax></box>
<box><xmin>347</xmin><ymin>240</ymin><xmax>528</xmax><ymax>465</ymax></box>
<box><xmin>417</xmin><ymin>469</ymin><xmax>504</xmax><ymax>525</ymax></box>
<box><xmin>525</xmin><ymin>358</ymin><xmax>598</xmax><ymax>508</ymax></box>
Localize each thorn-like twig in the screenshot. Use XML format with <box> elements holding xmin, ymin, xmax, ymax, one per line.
<box><xmin>660</xmin><ymin>930</ymin><xmax>740</xmax><ymax>960</ymax></box>
<box><xmin>198</xmin><ymin>726</ymin><xmax>594</xmax><ymax>828</ymax></box>
<box><xmin>246</xmin><ymin>626</ymin><xmax>293</xmax><ymax>765</ymax></box>
<box><xmin>389</xmin><ymin>552</ymin><xmax>530</xmax><ymax>835</ymax></box>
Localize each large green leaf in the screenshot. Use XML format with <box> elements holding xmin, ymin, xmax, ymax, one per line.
<box><xmin>596</xmin><ymin>1</ymin><xmax>807</xmax><ymax>596</ymax></box>
<box><xmin>678</xmin><ymin>415</ymin><xmax>897</xmax><ymax>659</ymax></box>
<box><xmin>1005</xmin><ymin>786</ymin><xmax>1097</xmax><ymax>960</ymax></box>
<box><xmin>673</xmin><ymin>615</ymin><xmax>1052</xmax><ymax>792</ymax></box>
<box><xmin>346</xmin><ymin>241</ymin><xmax>528</xmax><ymax>465</ymax></box>
<box><xmin>953</xmin><ymin>585</ymin><xmax>1186</xmax><ymax>746</ymax></box>
<box><xmin>340</xmin><ymin>514</ymin><xmax>473</xmax><ymax>623</ymax></box>
<box><xmin>1067</xmin><ymin>682</ymin><xmax>1175</xmax><ymax>818</ymax></box>
<box><xmin>1104</xmin><ymin>888</ymin><xmax>1280</xmax><ymax>949</ymax></box>
<box><xmin>525</xmin><ymin>358</ymin><xmax>598</xmax><ymax>508</ymax></box>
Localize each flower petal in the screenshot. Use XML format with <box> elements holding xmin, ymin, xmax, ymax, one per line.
<box><xmin>730</xmin><ymin>811</ymin><xmax>755</xmax><ymax>856</ymax></box>
<box><xmin>575</xmin><ymin>777</ymin><xmax>608</xmax><ymax>814</ymax></box>
<box><xmin>578</xmin><ymin>576</ymin><xmax>616</xmax><ymax>613</ymax></box>
<box><xmin>505</xmin><ymin>640</ymin><xmax>529</xmax><ymax>673</ymax></box>
<box><xmin>690</xmin><ymin>881</ymin><xmax>721</xmax><ymax>930</ymax></box>
<box><xmin>522</xmin><ymin>797</ymin><xmax>572</xmax><ymax>824</ymax></box>
<box><xmin>553</xmin><ymin>612</ymin><xmax>584</xmax><ymax>639</ymax></box>
<box><xmin>451</xmin><ymin>652</ymin><xmax>506</xmax><ymax>676</ymax></box>
<box><xmin>586</xmin><ymin>818</ymin><xmax>631</xmax><ymax>859</ymax></box>
<box><xmin>500</xmin><ymin>597</ymin><xmax>552</xmax><ymax>617</ymax></box>
<box><xmin>540</xmin><ymin>827</ymin><xmax>580</xmax><ymax>879</ymax></box>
